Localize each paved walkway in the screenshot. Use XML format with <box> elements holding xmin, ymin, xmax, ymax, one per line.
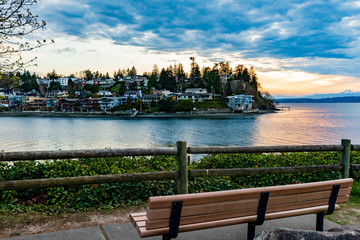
<box><xmin>1</xmin><ymin>215</ymin><xmax>339</xmax><ymax>240</ymax></box>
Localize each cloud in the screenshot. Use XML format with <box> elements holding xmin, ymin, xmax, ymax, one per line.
<box><xmin>55</xmin><ymin>47</ymin><xmax>76</xmax><ymax>54</ymax></box>
<box><xmin>27</xmin><ymin>0</ymin><xmax>360</xmax><ymax>82</ymax></box>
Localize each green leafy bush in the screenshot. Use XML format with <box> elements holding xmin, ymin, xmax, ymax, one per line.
<box><xmin>0</xmin><ymin>151</ymin><xmax>359</xmax><ymax>213</ymax></box>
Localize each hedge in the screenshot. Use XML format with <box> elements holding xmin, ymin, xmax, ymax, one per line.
<box><xmin>0</xmin><ymin>151</ymin><xmax>359</xmax><ymax>213</ymax></box>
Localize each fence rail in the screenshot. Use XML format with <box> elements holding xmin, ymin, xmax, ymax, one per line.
<box><xmin>188</xmin><ymin>145</ymin><xmax>344</xmax><ymax>154</ymax></box>
<box><xmin>0</xmin><ymin>147</ymin><xmax>178</xmax><ymax>162</ymax></box>
<box><xmin>0</xmin><ymin>139</ymin><xmax>358</xmax><ymax>193</ymax></box>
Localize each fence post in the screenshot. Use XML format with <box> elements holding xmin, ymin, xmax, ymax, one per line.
<box><xmin>340</xmin><ymin>139</ymin><xmax>351</xmax><ymax>179</ymax></box>
<box><xmin>177</xmin><ymin>141</ymin><xmax>188</xmax><ymax>194</ymax></box>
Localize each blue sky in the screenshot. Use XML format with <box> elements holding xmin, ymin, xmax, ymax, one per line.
<box><xmin>24</xmin><ymin>0</ymin><xmax>360</xmax><ymax>96</ymax></box>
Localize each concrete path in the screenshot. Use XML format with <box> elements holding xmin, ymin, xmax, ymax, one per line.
<box><xmin>1</xmin><ymin>215</ymin><xmax>339</xmax><ymax>240</ymax></box>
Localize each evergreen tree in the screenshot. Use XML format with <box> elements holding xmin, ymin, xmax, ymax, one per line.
<box><xmin>67</xmin><ymin>79</ymin><xmax>76</xmax><ymax>98</ymax></box>
<box><xmin>234</xmin><ymin>64</ymin><xmax>245</xmax><ymax>80</ymax></box>
<box><xmin>21</xmin><ymin>70</ymin><xmax>39</xmax><ymax>91</ymax></box>
<box><xmin>197</xmin><ymin>78</ymin><xmax>205</xmax><ymax>88</ymax></box>
<box><xmin>242</xmin><ymin>68</ymin><xmax>250</xmax><ymax>83</ymax></box>
<box><xmin>159</xmin><ymin>68</ymin><xmax>176</xmax><ymax>91</ymax></box>
<box><xmin>118</xmin><ymin>83</ymin><xmax>127</xmax><ymax>95</ymax></box>
<box><xmin>152</xmin><ymin>64</ymin><xmax>159</xmax><ymax>79</ymax></box>
<box><xmin>47</xmin><ymin>69</ymin><xmax>58</xmax><ymax>80</ymax></box>
<box><xmin>49</xmin><ymin>80</ymin><xmax>61</xmax><ymax>91</ymax></box>
<box><xmin>129</xmin><ymin>66</ymin><xmax>137</xmax><ymax>76</ymax></box>
<box><xmin>176</xmin><ymin>63</ymin><xmax>186</xmax><ymax>80</ymax></box>
<box><xmin>190</xmin><ymin>57</ymin><xmax>201</xmax><ymax>83</ymax></box>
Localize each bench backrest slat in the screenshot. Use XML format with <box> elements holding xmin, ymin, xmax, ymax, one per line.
<box><xmin>145</xmin><ymin>178</ymin><xmax>352</xmax><ymax>230</ymax></box>
<box><xmin>146</xmin><ymin>192</ymin><xmax>349</xmax><ymax>223</ymax></box>
<box><xmin>148</xmin><ymin>179</ymin><xmax>352</xmax><ymax>209</ymax></box>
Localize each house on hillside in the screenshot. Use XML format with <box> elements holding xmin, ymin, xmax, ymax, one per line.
<box><xmin>124</xmin><ymin>90</ymin><xmax>142</xmax><ymax>102</ymax></box>
<box><xmin>98</xmin><ymin>78</ymin><xmax>115</xmax><ymax>88</ymax></box>
<box><xmin>185</xmin><ymin>88</ymin><xmax>208</xmax><ymax>94</ymax></box>
<box><xmin>220</xmin><ymin>74</ymin><xmax>231</xmax><ymax>83</ymax></box>
<box><xmin>36</xmin><ymin>78</ymin><xmax>51</xmax><ymax>88</ymax></box>
<box><xmin>176</xmin><ymin>92</ymin><xmax>213</xmax><ymax>102</ymax></box>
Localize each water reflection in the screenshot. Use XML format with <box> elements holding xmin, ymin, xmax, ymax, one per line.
<box><xmin>1</xmin><ymin>103</ymin><xmax>360</xmax><ymax>152</ymax></box>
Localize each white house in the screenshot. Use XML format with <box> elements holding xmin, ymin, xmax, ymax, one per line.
<box><xmin>56</xmin><ymin>77</ymin><xmax>69</xmax><ymax>87</ymax></box>
<box><xmin>185</xmin><ymin>88</ymin><xmax>208</xmax><ymax>94</ymax></box>
<box><xmin>99</xmin><ymin>97</ymin><xmax>120</xmax><ymax>111</ymax></box>
<box><xmin>98</xmin><ymin>78</ymin><xmax>115</xmax><ymax>87</ymax></box>
<box><xmin>176</xmin><ymin>93</ymin><xmax>213</xmax><ymax>102</ymax></box>
<box><xmin>98</xmin><ymin>90</ymin><xmax>113</xmax><ymax>97</ymax></box>
<box><xmin>226</xmin><ymin>95</ymin><xmax>254</xmax><ymax>112</ymax></box>
<box><xmin>36</xmin><ymin>78</ymin><xmax>51</xmax><ymax>88</ymax></box>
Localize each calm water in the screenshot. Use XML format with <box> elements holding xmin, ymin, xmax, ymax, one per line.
<box><xmin>1</xmin><ymin>103</ymin><xmax>360</xmax><ymax>152</ymax></box>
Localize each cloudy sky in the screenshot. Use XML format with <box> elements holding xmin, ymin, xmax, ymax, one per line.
<box><xmin>24</xmin><ymin>0</ymin><xmax>360</xmax><ymax>97</ymax></box>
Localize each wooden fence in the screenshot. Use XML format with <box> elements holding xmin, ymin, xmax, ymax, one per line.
<box><xmin>0</xmin><ymin>139</ymin><xmax>359</xmax><ymax>194</ymax></box>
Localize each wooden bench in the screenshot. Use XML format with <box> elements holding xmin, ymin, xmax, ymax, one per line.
<box><xmin>130</xmin><ymin>178</ymin><xmax>353</xmax><ymax>240</ymax></box>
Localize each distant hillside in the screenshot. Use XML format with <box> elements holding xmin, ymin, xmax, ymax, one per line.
<box><xmin>277</xmin><ymin>96</ymin><xmax>360</xmax><ymax>103</ymax></box>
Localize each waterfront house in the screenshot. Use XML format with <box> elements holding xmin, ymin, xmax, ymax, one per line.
<box><xmin>80</xmin><ymin>98</ymin><xmax>100</xmax><ymax>112</ymax></box>
<box><xmin>8</xmin><ymin>95</ymin><xmax>24</xmax><ymax>110</ymax></box>
<box><xmin>59</xmin><ymin>99</ymin><xmax>81</xmax><ymax>112</ymax></box>
<box><xmin>99</xmin><ymin>97</ymin><xmax>120</xmax><ymax>111</ymax></box>
<box><xmin>142</xmin><ymin>94</ymin><xmax>163</xmax><ymax>105</ymax></box>
<box><xmin>22</xmin><ymin>97</ymin><xmax>46</xmax><ymax>111</ymax></box>
<box><xmin>45</xmin><ymin>98</ymin><xmax>59</xmax><ymax>111</ymax></box>
<box><xmin>226</xmin><ymin>95</ymin><xmax>254</xmax><ymax>112</ymax></box>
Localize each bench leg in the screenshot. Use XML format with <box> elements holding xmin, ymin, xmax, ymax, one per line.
<box><xmin>247</xmin><ymin>223</ymin><xmax>256</xmax><ymax>240</ymax></box>
<box><xmin>316</xmin><ymin>184</ymin><xmax>340</xmax><ymax>231</ymax></box>
<box><xmin>316</xmin><ymin>213</ymin><xmax>324</xmax><ymax>231</ymax></box>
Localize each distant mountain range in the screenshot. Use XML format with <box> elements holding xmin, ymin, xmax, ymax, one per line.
<box><xmin>276</xmin><ymin>90</ymin><xmax>360</xmax><ymax>103</ymax></box>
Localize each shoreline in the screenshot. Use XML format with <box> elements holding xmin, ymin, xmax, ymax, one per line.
<box><xmin>0</xmin><ymin>110</ymin><xmax>275</xmax><ymax>119</ymax></box>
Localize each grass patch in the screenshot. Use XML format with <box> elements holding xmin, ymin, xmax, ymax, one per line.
<box><xmin>326</xmin><ymin>181</ymin><xmax>360</xmax><ymax>225</ymax></box>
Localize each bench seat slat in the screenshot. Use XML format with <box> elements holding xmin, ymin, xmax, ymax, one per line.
<box><xmin>130</xmin><ymin>215</ymin><xmax>147</xmax><ymax>225</ymax></box>
<box><xmin>136</xmin><ymin>205</ymin><xmax>340</xmax><ymax>238</ymax></box>
<box><xmin>146</xmin><ymin>191</ymin><xmax>350</xmax><ymax>221</ymax></box>
<box><xmin>148</xmin><ymin>179</ymin><xmax>353</xmax><ymax>209</ymax></box>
